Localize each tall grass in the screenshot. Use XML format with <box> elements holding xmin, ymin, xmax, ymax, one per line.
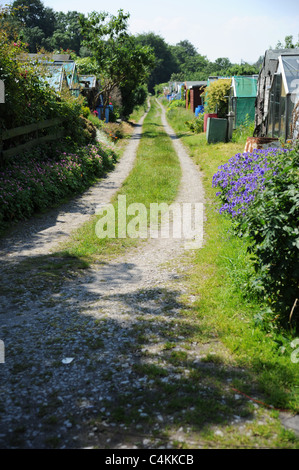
<box><xmin>165</xmin><ymin>103</ymin><xmax>299</xmax><ymax>412</ymax></box>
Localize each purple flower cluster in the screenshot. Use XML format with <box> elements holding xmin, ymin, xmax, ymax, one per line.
<box><xmin>212</xmin><ymin>148</ymin><xmax>290</xmax><ymax>217</ymax></box>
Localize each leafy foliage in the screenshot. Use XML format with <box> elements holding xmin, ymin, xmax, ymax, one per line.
<box><xmin>136</xmin><ymin>33</ymin><xmax>178</xmax><ymax>92</ymax></box>
<box><xmin>0</xmin><ymin>142</ymin><xmax>118</xmax><ymax>224</ymax></box>
<box><xmin>213</xmin><ymin>146</ymin><xmax>299</xmax><ymax>327</ymax></box>
<box><xmin>184</xmin><ymin>114</ymin><xmax>205</xmax><ymax>133</ymax></box>
<box><xmin>78</xmin><ymin>10</ymin><xmax>155</xmax><ymax>117</ymax></box>
<box><xmin>204</xmin><ymin>79</ymin><xmax>232</xmax><ymax>118</ymax></box>
<box><xmin>0</xmin><ymin>7</ymin><xmax>94</xmax><ymax>145</ymax></box>
<box><xmin>275</xmin><ymin>34</ymin><xmax>299</xmax><ymax>49</ymax></box>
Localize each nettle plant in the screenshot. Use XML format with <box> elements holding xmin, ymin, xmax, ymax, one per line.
<box><xmin>213</xmin><ymin>146</ymin><xmax>299</xmax><ymax>326</ymax></box>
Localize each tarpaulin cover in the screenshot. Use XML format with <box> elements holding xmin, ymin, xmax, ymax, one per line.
<box><xmin>234</xmin><ymin>76</ymin><xmax>257</xmax><ymax>98</ymax></box>
<box><xmin>235</xmin><ymin>97</ymin><xmax>256</xmax><ymax>127</ymax></box>
<box><xmin>232</xmin><ymin>76</ymin><xmax>257</xmax><ymax>127</ymax></box>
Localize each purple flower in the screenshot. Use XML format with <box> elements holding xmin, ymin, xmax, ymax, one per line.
<box><xmin>212</xmin><ymin>148</ymin><xmax>289</xmax><ymax>216</ymax></box>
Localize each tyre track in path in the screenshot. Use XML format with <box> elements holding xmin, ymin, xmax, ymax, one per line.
<box><xmin>0</xmin><ymin>100</ymin><xmax>290</xmax><ymax>449</ymax></box>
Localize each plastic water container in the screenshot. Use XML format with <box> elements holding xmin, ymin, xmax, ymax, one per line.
<box><xmin>206</xmin><ymin>118</ymin><xmax>227</xmax><ymax>143</ymax></box>
<box><xmin>195</xmin><ymin>105</ymin><xmax>204</xmax><ymax>117</ymax></box>
<box><xmin>204</xmin><ymin>113</ymin><xmax>218</xmax><ymax>132</ymax></box>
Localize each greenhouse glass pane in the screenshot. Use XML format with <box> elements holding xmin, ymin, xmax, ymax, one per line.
<box><xmin>280</xmin><ymin>95</ymin><xmax>286</xmax><ymax>138</ymax></box>
<box><xmin>281</xmin><ymin>55</ymin><xmax>299</xmax><ymax>94</ymax></box>
<box><xmin>268</xmin><ymin>91</ymin><xmax>274</xmax><ymax>135</ymax></box>
<box><xmin>286</xmin><ymin>96</ymin><xmax>294</xmax><ymax>140</ymax></box>
<box><xmin>273</xmin><ymin>75</ymin><xmax>281</xmax><ymax>136</ymax></box>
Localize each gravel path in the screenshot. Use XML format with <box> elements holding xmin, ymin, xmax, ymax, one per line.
<box><xmin>0</xmin><ymin>115</ymin><xmax>148</xmax><ymax>262</ymax></box>
<box><xmin>0</xmin><ymin>101</ymin><xmax>296</xmax><ymax>449</ymax></box>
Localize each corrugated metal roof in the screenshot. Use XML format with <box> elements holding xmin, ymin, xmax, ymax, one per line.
<box><xmin>186</xmin><ymin>81</ymin><xmax>207</xmax><ymax>88</ymax></box>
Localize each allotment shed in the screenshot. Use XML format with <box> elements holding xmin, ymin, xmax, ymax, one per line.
<box><xmin>254</xmin><ymin>48</ymin><xmax>299</xmax><ymax>139</ymax></box>
<box><xmin>184</xmin><ymin>81</ymin><xmax>207</xmax><ymax>113</ymax></box>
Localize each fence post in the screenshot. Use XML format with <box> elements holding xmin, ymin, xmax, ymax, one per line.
<box><xmin>0</xmin><ymin>79</ymin><xmax>4</xmax><ymax>103</ymax></box>
<box><xmin>227</xmin><ymin>111</ymin><xmax>235</xmax><ymax>141</ymax></box>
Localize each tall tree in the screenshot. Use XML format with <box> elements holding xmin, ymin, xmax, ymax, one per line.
<box><xmin>135</xmin><ymin>32</ymin><xmax>178</xmax><ymax>92</ymax></box>
<box><xmin>79</xmin><ymin>10</ymin><xmax>155</xmax><ymax>115</ymax></box>
<box><xmin>50</xmin><ymin>11</ymin><xmax>82</xmax><ymax>54</ymax></box>
<box><xmin>275</xmin><ymin>34</ymin><xmax>299</xmax><ymax>49</ymax></box>
<box><xmin>10</xmin><ymin>0</ymin><xmax>56</xmax><ymax>51</ymax></box>
<box><xmin>170</xmin><ymin>40</ymin><xmax>198</xmax><ymax>66</ymax></box>
<box><xmin>223</xmin><ymin>63</ymin><xmax>259</xmax><ymax>76</ymax></box>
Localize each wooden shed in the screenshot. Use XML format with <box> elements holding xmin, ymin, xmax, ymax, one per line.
<box><xmin>185</xmin><ymin>81</ymin><xmax>207</xmax><ymax>113</ymax></box>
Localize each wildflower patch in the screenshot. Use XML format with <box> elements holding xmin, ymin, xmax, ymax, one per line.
<box><xmin>0</xmin><ymin>142</ymin><xmax>118</xmax><ymax>224</ymax></box>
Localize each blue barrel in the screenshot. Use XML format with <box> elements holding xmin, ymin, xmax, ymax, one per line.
<box><xmin>195</xmin><ymin>105</ymin><xmax>204</xmax><ymax>117</ymax></box>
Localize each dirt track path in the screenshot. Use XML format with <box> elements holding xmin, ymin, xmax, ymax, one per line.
<box><xmin>0</xmin><ymin>101</ymin><xmax>293</xmax><ymax>449</ymax></box>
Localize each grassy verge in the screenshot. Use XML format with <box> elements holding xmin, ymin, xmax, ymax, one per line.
<box><xmin>165</xmin><ymin>103</ymin><xmax>299</xmax><ymax>413</ymax></box>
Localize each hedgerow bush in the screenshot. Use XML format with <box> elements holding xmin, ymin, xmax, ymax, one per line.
<box><xmin>185</xmin><ymin>113</ymin><xmax>205</xmax><ymax>133</ymax></box>
<box><xmin>166</xmin><ymin>99</ymin><xmax>186</xmax><ymax>110</ymax></box>
<box><xmin>0</xmin><ymin>142</ymin><xmax>118</xmax><ymax>223</ymax></box>
<box><xmin>0</xmin><ymin>6</ymin><xmax>94</xmax><ymax>146</ymax></box>
<box><xmin>213</xmin><ymin>145</ymin><xmax>299</xmax><ymax>328</ymax></box>
<box><xmin>204</xmin><ymin>79</ymin><xmax>231</xmax><ymax>118</ymax></box>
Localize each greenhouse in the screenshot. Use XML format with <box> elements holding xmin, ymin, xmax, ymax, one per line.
<box><xmin>43</xmin><ymin>64</ymin><xmax>68</xmax><ymax>93</ymax></box>
<box><xmin>267</xmin><ymin>54</ymin><xmax>299</xmax><ymax>140</ymax></box>
<box><xmin>54</xmin><ymin>60</ymin><xmax>80</xmax><ymax>97</ymax></box>
<box><xmin>229</xmin><ymin>76</ymin><xmax>257</xmax><ymax>129</ymax></box>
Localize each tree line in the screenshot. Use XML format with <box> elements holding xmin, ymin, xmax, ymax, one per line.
<box><xmin>3</xmin><ymin>0</ymin><xmax>298</xmax><ymax>97</ymax></box>
<box><xmin>3</xmin><ymin>0</ymin><xmax>263</xmax><ymax>91</ymax></box>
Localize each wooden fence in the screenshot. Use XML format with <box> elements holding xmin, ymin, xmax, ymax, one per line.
<box><xmin>0</xmin><ymin>117</ymin><xmax>65</xmax><ymax>161</ymax></box>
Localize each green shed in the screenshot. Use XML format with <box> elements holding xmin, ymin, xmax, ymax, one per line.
<box><xmin>229</xmin><ymin>76</ymin><xmax>257</xmax><ymax>128</ymax></box>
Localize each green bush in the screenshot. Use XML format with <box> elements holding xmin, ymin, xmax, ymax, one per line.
<box><xmin>204</xmin><ymin>79</ymin><xmax>231</xmax><ymax>118</ymax></box>
<box><xmin>213</xmin><ymin>145</ymin><xmax>299</xmax><ymax>328</ymax></box>
<box><xmin>232</xmin><ymin>114</ymin><xmax>255</xmax><ymax>143</ymax></box>
<box><xmin>0</xmin><ymin>14</ymin><xmax>95</xmax><ymax>146</ymax></box>
<box><xmin>0</xmin><ymin>142</ymin><xmax>118</xmax><ymax>224</ymax></box>
<box><xmin>241</xmin><ymin>147</ymin><xmax>299</xmax><ymax>326</ymax></box>
<box><xmin>167</xmin><ymin>99</ymin><xmax>185</xmax><ymax>110</ymax></box>
<box><xmin>185</xmin><ymin>113</ymin><xmax>204</xmax><ymax>133</ymax></box>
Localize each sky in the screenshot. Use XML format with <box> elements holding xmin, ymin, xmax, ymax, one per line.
<box><xmin>7</xmin><ymin>0</ymin><xmax>299</xmax><ymax>63</ymax></box>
